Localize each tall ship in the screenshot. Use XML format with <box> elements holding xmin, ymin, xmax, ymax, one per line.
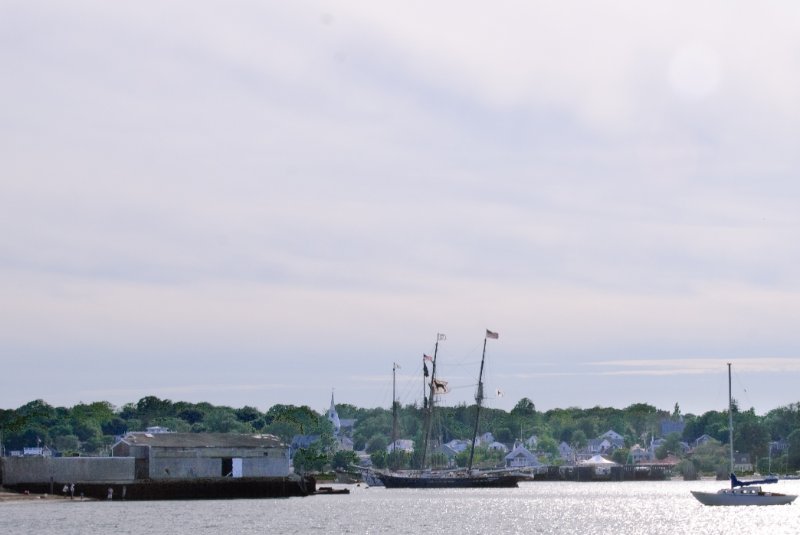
<box><xmin>376</xmin><ymin>330</ymin><xmax>520</xmax><ymax>489</ymax></box>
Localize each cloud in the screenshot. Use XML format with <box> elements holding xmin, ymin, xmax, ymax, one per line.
<box><xmin>3</xmin><ymin>2</ymin><xmax>800</xmax><ymax>413</ymax></box>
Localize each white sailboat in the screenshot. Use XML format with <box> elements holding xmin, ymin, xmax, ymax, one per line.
<box><xmin>690</xmin><ymin>363</ymin><xmax>797</xmax><ymax>506</ymax></box>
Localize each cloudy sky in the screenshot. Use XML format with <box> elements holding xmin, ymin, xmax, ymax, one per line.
<box><xmin>3</xmin><ymin>1</ymin><xmax>800</xmax><ymax>417</ymax></box>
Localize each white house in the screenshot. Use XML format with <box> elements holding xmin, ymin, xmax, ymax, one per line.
<box><xmin>505</xmin><ymin>444</ymin><xmax>542</xmax><ymax>469</ymax></box>
<box><xmin>630</xmin><ymin>444</ymin><xmax>650</xmax><ymax>463</ymax></box>
<box><xmin>600</xmin><ymin>430</ymin><xmax>624</xmax><ymax>442</ymax></box>
<box><xmin>478</xmin><ymin>432</ymin><xmax>495</xmax><ymax>446</ymax></box>
<box><xmin>694</xmin><ymin>434</ymin><xmax>714</xmax><ymax>448</ymax></box>
<box><xmin>587</xmin><ymin>438</ymin><xmax>614</xmax><ymax>454</ymax></box>
<box><xmin>559</xmin><ymin>442</ymin><xmax>574</xmax><ymax>461</ymax></box>
<box><xmin>487</xmin><ymin>441</ymin><xmax>509</xmax><ymax>453</ymax></box>
<box><xmin>388</xmin><ymin>439</ymin><xmax>414</xmax><ymax>453</ymax></box>
<box><xmin>733</xmin><ymin>452</ymin><xmax>753</xmax><ymax>473</ymax></box>
<box><xmin>445</xmin><ymin>439</ymin><xmax>470</xmax><ymax>453</ymax></box>
<box><xmin>334</xmin><ymin>435</ymin><xmax>354</xmax><ymax>451</ymax></box>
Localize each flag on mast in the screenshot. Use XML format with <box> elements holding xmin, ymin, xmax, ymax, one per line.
<box><xmin>432</xmin><ymin>378</ymin><xmax>450</xmax><ymax>394</ymax></box>
<box><xmin>486</xmin><ymin>329</ymin><xmax>499</xmax><ymax>339</ymax></box>
<box><xmin>423</xmin><ymin>354</ymin><xmax>433</xmax><ymax>362</ymax></box>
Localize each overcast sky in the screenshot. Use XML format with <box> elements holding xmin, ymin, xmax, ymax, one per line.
<box><xmin>3</xmin><ymin>1</ymin><xmax>800</xmax><ymax>417</ymax></box>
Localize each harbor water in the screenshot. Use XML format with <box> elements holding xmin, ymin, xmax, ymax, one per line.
<box><xmin>3</xmin><ymin>479</ymin><xmax>800</xmax><ymax>534</ymax></box>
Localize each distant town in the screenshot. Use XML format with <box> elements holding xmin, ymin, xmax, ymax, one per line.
<box><xmin>3</xmin><ymin>393</ymin><xmax>800</xmax><ymax>483</ymax></box>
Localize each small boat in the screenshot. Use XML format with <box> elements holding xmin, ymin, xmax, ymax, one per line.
<box><xmin>691</xmin><ymin>474</ymin><xmax>796</xmax><ymax>506</ymax></box>
<box><xmin>315</xmin><ymin>486</ymin><xmax>350</xmax><ymax>495</ymax></box>
<box><xmin>690</xmin><ymin>363</ymin><xmax>797</xmax><ymax>506</ymax></box>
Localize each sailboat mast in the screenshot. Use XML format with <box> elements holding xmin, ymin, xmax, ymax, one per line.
<box><xmin>728</xmin><ymin>362</ymin><xmax>734</xmax><ymax>477</ymax></box>
<box><xmin>392</xmin><ymin>362</ymin><xmax>398</xmax><ymax>455</ymax></box>
<box><xmin>467</xmin><ymin>335</ymin><xmax>489</xmax><ymax>471</ymax></box>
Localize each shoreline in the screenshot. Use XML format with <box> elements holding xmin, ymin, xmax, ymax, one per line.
<box><xmin>0</xmin><ymin>485</ymin><xmax>99</xmax><ymax>503</ymax></box>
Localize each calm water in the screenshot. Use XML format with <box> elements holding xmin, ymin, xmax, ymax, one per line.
<box><xmin>3</xmin><ymin>479</ymin><xmax>800</xmax><ymax>534</ymax></box>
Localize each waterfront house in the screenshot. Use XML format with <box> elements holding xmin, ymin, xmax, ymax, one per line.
<box><xmin>769</xmin><ymin>439</ymin><xmax>789</xmax><ymax>456</ymax></box>
<box><xmin>587</xmin><ymin>438</ymin><xmax>618</xmax><ymax>454</ymax></box>
<box><xmin>445</xmin><ymin>439</ymin><xmax>470</xmax><ymax>453</ymax></box>
<box><xmin>487</xmin><ymin>441</ymin><xmax>509</xmax><ymax>453</ymax></box>
<box><xmin>693</xmin><ymin>434</ymin><xmax>714</xmax><ymax>447</ymax></box>
<box><xmin>599</xmin><ymin>430</ymin><xmax>624</xmax><ymax>442</ymax></box>
<box><xmin>387</xmin><ymin>439</ymin><xmax>414</xmax><ymax>453</ymax></box>
<box><xmin>433</xmin><ymin>444</ymin><xmax>459</xmax><ymax>467</ymax></box>
<box><xmin>630</xmin><ymin>444</ymin><xmax>651</xmax><ymax>463</ymax></box>
<box><xmin>334</xmin><ymin>435</ymin><xmax>354</xmax><ymax>451</ymax></box>
<box><xmin>733</xmin><ymin>452</ymin><xmax>753</xmax><ymax>473</ymax></box>
<box><xmin>558</xmin><ymin>442</ymin><xmax>574</xmax><ymax>462</ymax></box>
<box><xmin>505</xmin><ymin>443</ymin><xmax>542</xmax><ymax>469</ymax></box>
<box><xmin>21</xmin><ymin>446</ymin><xmax>54</xmax><ymax>457</ymax></box>
<box><xmin>478</xmin><ymin>432</ymin><xmax>495</xmax><ymax>445</ymax></box>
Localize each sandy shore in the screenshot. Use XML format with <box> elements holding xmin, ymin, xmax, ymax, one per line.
<box><xmin>0</xmin><ymin>487</ymin><xmax>93</xmax><ymax>502</ymax></box>
<box><xmin>0</xmin><ymin>488</ymin><xmax>50</xmax><ymax>502</ymax></box>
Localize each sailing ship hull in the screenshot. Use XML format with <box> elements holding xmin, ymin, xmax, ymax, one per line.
<box><xmin>691</xmin><ymin>488</ymin><xmax>796</xmax><ymax>506</ymax></box>
<box><xmin>377</xmin><ymin>472</ymin><xmax>519</xmax><ymax>489</ymax></box>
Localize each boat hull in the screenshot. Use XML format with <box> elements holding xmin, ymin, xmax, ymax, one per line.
<box><xmin>691</xmin><ymin>488</ymin><xmax>797</xmax><ymax>506</ymax></box>
<box><xmin>377</xmin><ymin>473</ymin><xmax>519</xmax><ymax>489</ymax></box>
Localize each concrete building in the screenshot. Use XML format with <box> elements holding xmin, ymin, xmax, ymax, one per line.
<box><xmin>111</xmin><ymin>432</ymin><xmax>291</xmax><ymax>479</ymax></box>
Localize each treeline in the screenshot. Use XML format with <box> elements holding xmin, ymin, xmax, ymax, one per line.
<box><xmin>4</xmin><ymin>397</ymin><xmax>800</xmax><ymax>473</ymax></box>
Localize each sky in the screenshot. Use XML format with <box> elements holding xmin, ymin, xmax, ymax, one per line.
<box><xmin>3</xmin><ymin>1</ymin><xmax>800</xmax><ymax>418</ymax></box>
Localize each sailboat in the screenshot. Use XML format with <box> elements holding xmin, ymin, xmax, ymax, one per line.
<box><xmin>690</xmin><ymin>363</ymin><xmax>797</xmax><ymax>506</ymax></box>
<box><xmin>376</xmin><ymin>331</ymin><xmax>520</xmax><ymax>489</ymax></box>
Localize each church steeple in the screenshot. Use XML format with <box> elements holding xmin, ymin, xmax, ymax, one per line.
<box><xmin>327</xmin><ymin>389</ymin><xmax>341</xmax><ymax>435</ymax></box>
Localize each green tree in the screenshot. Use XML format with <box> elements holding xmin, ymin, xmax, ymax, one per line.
<box><xmin>205</xmin><ymin>409</ymin><xmax>251</xmax><ymax>433</ymax></box>
<box><xmin>370</xmin><ymin>450</ymin><xmax>387</xmax><ymax>469</ymax></box>
<box><xmin>293</xmin><ymin>441</ymin><xmax>327</xmax><ymax>474</ymax></box>
<box><xmin>624</xmin><ymin>403</ymin><xmax>659</xmax><ymax>439</ymax></box>
<box><xmin>235</xmin><ymin>406</ymin><xmax>262</xmax><ymax>424</ymax></box>
<box><xmin>734</xmin><ymin>408</ymin><xmax>770</xmax><ymax>463</ymax></box>
<box><xmin>511</xmin><ymin>398</ymin><xmax>536</xmax><ymax>417</ymax></box>
<box><xmin>177</xmin><ymin>408</ymin><xmax>205</xmax><ymax>425</ymax></box>
<box><xmin>331</xmin><ymin>450</ymin><xmax>358</xmax><ymax>470</ymax></box>
<box><xmin>135</xmin><ymin>396</ymin><xmax>174</xmax><ymax>427</ymax></box>
<box><xmin>571</xmin><ymin>429</ymin><xmax>588</xmax><ymax>450</ymax></box>
<box><xmin>690</xmin><ymin>439</ymin><xmax>728</xmax><ymax>477</ymax></box>
<box><xmin>656</xmin><ymin>433</ymin><xmax>683</xmax><ymax>460</ymax></box>
<box><xmin>536</xmin><ymin>436</ymin><xmax>560</xmax><ymax>459</ymax></box>
<box><xmin>612</xmin><ymin>448</ymin><xmax>629</xmax><ymax>464</ymax></box>
<box><xmin>366</xmin><ymin>435</ymin><xmax>388</xmax><ymax>454</ymax></box>
<box><xmin>54</xmin><ymin>434</ymin><xmax>80</xmax><ymax>454</ymax></box>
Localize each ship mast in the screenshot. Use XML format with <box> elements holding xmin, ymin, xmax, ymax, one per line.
<box><xmin>420</xmin><ymin>334</ymin><xmax>443</xmax><ymax>470</ymax></box>
<box><xmin>728</xmin><ymin>362</ymin><xmax>734</xmax><ymax>481</ymax></box>
<box><xmin>391</xmin><ymin>362</ymin><xmax>398</xmax><ymax>465</ymax></box>
<box><xmin>467</xmin><ymin>333</ymin><xmax>490</xmax><ymax>471</ymax></box>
